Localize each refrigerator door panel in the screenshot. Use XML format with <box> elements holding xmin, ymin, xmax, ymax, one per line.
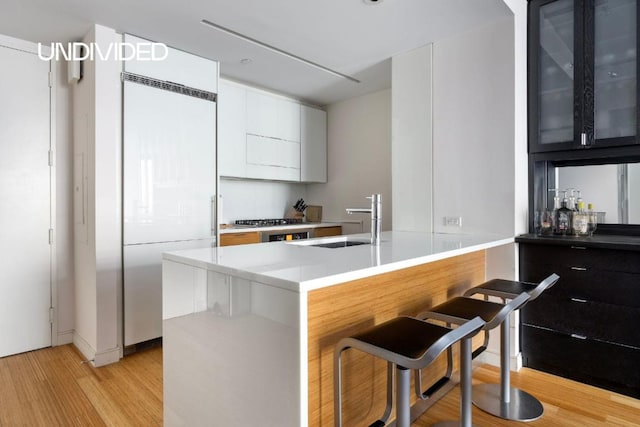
<box><xmin>124</xmin><ymin>239</ymin><xmax>214</xmax><ymax>346</ymax></box>
<box><xmin>123</xmin><ymin>82</ymin><xmax>216</xmax><ymax>245</ymax></box>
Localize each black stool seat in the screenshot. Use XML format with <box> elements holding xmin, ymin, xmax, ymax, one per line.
<box><xmin>469</xmin><ymin>278</ymin><xmax>537</xmax><ymax>299</ymax></box>
<box><xmin>421</xmin><ymin>292</ymin><xmax>529</xmax><ymax>334</ymax></box>
<box><xmin>464</xmin><ymin>274</ymin><xmax>559</xmax><ymax>303</ymax></box>
<box><xmin>426</xmin><ymin>297</ymin><xmax>505</xmax><ymax>325</ymax></box>
<box><xmin>351</xmin><ymin>317</ymin><xmax>455</xmax><ymax>363</ymax></box>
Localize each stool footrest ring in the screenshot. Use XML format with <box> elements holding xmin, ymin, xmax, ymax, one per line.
<box><xmin>417</xmin><ymin>375</ymin><xmax>451</xmax><ymax>400</ymax></box>
<box><xmin>471</xmin><ymin>345</ymin><xmax>487</xmax><ymax>360</ymax></box>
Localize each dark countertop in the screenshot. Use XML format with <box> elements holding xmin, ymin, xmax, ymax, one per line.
<box><xmin>516</xmin><ymin>233</ymin><xmax>640</xmax><ymax>251</ymax></box>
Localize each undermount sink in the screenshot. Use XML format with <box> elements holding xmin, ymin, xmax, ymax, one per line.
<box><xmin>310</xmin><ymin>241</ymin><xmax>369</xmax><ymax>249</ymax></box>
<box><xmin>286</xmin><ymin>236</ymin><xmax>371</xmax><ymax>248</ymax></box>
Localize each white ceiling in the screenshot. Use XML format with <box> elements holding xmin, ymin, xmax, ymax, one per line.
<box><xmin>0</xmin><ymin>0</ymin><xmax>512</xmax><ymax>106</ymax></box>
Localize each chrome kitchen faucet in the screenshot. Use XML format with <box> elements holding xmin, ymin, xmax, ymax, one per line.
<box><xmin>346</xmin><ymin>194</ymin><xmax>381</xmax><ymax>246</ymax></box>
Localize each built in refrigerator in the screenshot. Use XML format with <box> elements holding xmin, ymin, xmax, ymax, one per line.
<box><xmin>122</xmin><ymin>75</ymin><xmax>216</xmax><ymax>346</ymax></box>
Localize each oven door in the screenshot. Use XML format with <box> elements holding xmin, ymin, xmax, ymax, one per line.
<box><xmin>261</xmin><ymin>229</ymin><xmax>310</xmax><ymax>242</ymax></box>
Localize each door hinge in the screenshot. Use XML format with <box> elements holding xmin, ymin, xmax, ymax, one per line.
<box><xmin>49</xmin><ymin>228</ymin><xmax>54</xmax><ymax>244</ymax></box>
<box><xmin>48</xmin><ymin>72</ymin><xmax>53</xmax><ymax>88</ymax></box>
<box><xmin>48</xmin><ymin>150</ymin><xmax>54</xmax><ymax>166</ymax></box>
<box><xmin>49</xmin><ymin>307</ymin><xmax>54</xmax><ymax>324</ymax></box>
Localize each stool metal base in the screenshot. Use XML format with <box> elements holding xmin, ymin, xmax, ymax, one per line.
<box><xmin>471</xmin><ymin>383</ymin><xmax>543</xmax><ymax>422</ymax></box>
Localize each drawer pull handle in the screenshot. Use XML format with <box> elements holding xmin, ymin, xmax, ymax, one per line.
<box><xmin>571</xmin><ymin>246</ymin><xmax>587</xmax><ymax>250</ymax></box>
<box><xmin>571</xmin><ymin>334</ymin><xmax>587</xmax><ymax>340</ymax></box>
<box><xmin>570</xmin><ymin>266</ymin><xmax>587</xmax><ymax>271</ymax></box>
<box><xmin>570</xmin><ymin>297</ymin><xmax>588</xmax><ymax>303</ymax></box>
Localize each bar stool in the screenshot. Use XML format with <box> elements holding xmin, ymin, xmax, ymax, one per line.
<box><xmin>334</xmin><ymin>315</ymin><xmax>485</xmax><ymax>427</ymax></box>
<box><xmin>462</xmin><ymin>273</ymin><xmax>560</xmax><ymax>421</ymax></box>
<box><xmin>415</xmin><ymin>292</ymin><xmax>530</xmax><ymax>421</ymax></box>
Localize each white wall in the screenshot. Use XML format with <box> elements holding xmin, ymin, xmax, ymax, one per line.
<box><xmin>72</xmin><ymin>24</ymin><xmax>122</xmax><ymax>366</ymax></box>
<box><xmin>73</xmin><ymin>32</ymin><xmax>97</xmax><ymax>355</ymax></box>
<box><xmin>306</xmin><ymin>89</ymin><xmax>392</xmax><ymax>232</ymax></box>
<box><xmin>389</xmin><ymin>7</ymin><xmax>527</xmax><ymax>369</ymax></box>
<box><xmin>432</xmin><ymin>16</ymin><xmax>515</xmax><ymax>236</ymax></box>
<box><xmin>54</xmin><ymin>57</ymin><xmax>75</xmax><ymax>345</ymax></box>
<box><xmin>219</xmin><ymin>179</ymin><xmax>308</xmax><ymax>223</ymax></box>
<box><xmin>391</xmin><ymin>44</ymin><xmax>433</xmax><ymax>232</ymax></box>
<box><xmin>506</xmin><ymin>0</ymin><xmax>530</xmax><ymax>240</ymax></box>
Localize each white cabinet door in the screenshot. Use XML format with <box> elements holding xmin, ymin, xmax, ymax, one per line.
<box><xmin>0</xmin><ymin>44</ymin><xmax>51</xmax><ymax>357</ymax></box>
<box><xmin>124</xmin><ymin>239</ymin><xmax>212</xmax><ymax>345</ymax></box>
<box><xmin>245</xmin><ymin>134</ymin><xmax>301</xmax><ymax>181</ymax></box>
<box><xmin>246</xmin><ymin>89</ymin><xmax>300</xmax><ymax>142</ymax></box>
<box><xmin>301</xmin><ymin>106</ymin><xmax>327</xmax><ymax>183</ymax></box>
<box><xmin>124</xmin><ymin>34</ymin><xmax>218</xmax><ymax>93</ymax></box>
<box><xmin>218</xmin><ymin>81</ymin><xmax>247</xmax><ymax>177</ymax></box>
<box><xmin>123</xmin><ymin>82</ymin><xmax>216</xmax><ymax>245</ymax></box>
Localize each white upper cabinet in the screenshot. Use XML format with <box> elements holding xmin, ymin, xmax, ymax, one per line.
<box><xmin>218</xmin><ymin>80</ymin><xmax>247</xmax><ymax>177</ymax></box>
<box><xmin>218</xmin><ymin>79</ymin><xmax>326</xmax><ymax>182</ymax></box>
<box><xmin>301</xmin><ymin>106</ymin><xmax>327</xmax><ymax>183</ymax></box>
<box><xmin>245</xmin><ymin>134</ymin><xmax>300</xmax><ymax>181</ymax></box>
<box><xmin>123</xmin><ymin>34</ymin><xmax>218</xmax><ymax>93</ymax></box>
<box><xmin>246</xmin><ymin>89</ymin><xmax>300</xmax><ymax>142</ymax></box>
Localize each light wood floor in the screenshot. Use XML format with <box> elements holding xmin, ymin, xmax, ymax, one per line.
<box><xmin>0</xmin><ymin>344</ymin><xmax>638</xmax><ymax>426</ymax></box>
<box><xmin>0</xmin><ymin>344</ymin><xmax>162</xmax><ymax>426</ymax></box>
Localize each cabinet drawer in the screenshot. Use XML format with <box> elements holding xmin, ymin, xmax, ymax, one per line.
<box><xmin>522</xmin><ymin>325</ymin><xmax>640</xmax><ymax>398</ymax></box>
<box><xmin>219</xmin><ymin>232</ymin><xmax>261</xmax><ymax>247</ymax></box>
<box><xmin>522</xmin><ymin>295</ymin><xmax>640</xmax><ymax>348</ymax></box>
<box><xmin>313</xmin><ymin>226</ymin><xmax>341</xmax><ymax>238</ymax></box>
<box><xmin>520</xmin><ymin>243</ymin><xmax>640</xmax><ymax>274</ymax></box>
<box><xmin>520</xmin><ymin>262</ymin><xmax>640</xmax><ymax>307</ymax></box>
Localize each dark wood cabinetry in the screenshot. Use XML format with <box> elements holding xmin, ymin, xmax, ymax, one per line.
<box><xmin>528</xmin><ymin>0</ymin><xmax>640</xmax><ymax>153</ymax></box>
<box><xmin>518</xmin><ymin>236</ymin><xmax>640</xmax><ymax>398</ymax></box>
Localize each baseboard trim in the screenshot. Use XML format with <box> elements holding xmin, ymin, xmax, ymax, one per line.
<box><xmin>57</xmin><ymin>330</ymin><xmax>74</xmax><ymax>345</ymax></box>
<box><xmin>73</xmin><ymin>332</ymin><xmax>96</xmax><ymax>364</ymax></box>
<box><xmin>477</xmin><ymin>349</ymin><xmax>523</xmax><ymax>371</ymax></box>
<box><xmin>72</xmin><ymin>332</ymin><xmax>122</xmax><ymax>367</ymax></box>
<box><xmin>94</xmin><ymin>346</ymin><xmax>121</xmax><ymax>367</ymax></box>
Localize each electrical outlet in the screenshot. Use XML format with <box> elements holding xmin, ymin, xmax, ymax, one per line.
<box><xmin>444</xmin><ymin>216</ymin><xmax>463</xmax><ymax>227</ymax></box>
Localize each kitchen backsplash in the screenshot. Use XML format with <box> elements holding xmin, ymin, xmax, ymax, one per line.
<box><xmin>219</xmin><ymin>178</ymin><xmax>308</xmax><ymax>223</ymax></box>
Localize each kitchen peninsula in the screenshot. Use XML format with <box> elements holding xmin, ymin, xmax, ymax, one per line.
<box><xmin>162</xmin><ymin>231</ymin><xmax>512</xmax><ymax>426</ymax></box>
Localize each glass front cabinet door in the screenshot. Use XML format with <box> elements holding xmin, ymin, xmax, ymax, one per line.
<box><xmin>529</xmin><ymin>0</ymin><xmax>639</xmax><ymax>153</ymax></box>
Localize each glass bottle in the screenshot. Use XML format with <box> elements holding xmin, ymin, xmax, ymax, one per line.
<box><xmin>554</xmin><ymin>191</ymin><xmax>572</xmax><ymax>235</ymax></box>
<box><xmin>572</xmin><ymin>200</ymin><xmax>589</xmax><ymax>236</ymax></box>
<box><xmin>549</xmin><ymin>188</ymin><xmax>560</xmax><ymax>233</ymax></box>
<box><xmin>567</xmin><ymin>189</ymin><xmax>577</xmax><ymax>211</ymax></box>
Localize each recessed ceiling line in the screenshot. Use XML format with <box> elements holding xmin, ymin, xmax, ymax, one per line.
<box><xmin>201</xmin><ymin>19</ymin><xmax>360</xmax><ymax>83</ymax></box>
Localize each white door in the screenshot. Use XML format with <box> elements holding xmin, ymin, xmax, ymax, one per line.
<box><xmin>0</xmin><ymin>43</ymin><xmax>52</xmax><ymax>357</ymax></box>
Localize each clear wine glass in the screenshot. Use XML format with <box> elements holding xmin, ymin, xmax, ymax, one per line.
<box><xmin>587</xmin><ymin>212</ymin><xmax>598</xmax><ymax>237</ymax></box>
<box><xmin>540</xmin><ymin>210</ymin><xmax>553</xmax><ymax>236</ymax></box>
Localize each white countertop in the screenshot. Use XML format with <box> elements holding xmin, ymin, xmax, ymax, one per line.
<box><xmin>219</xmin><ymin>222</ymin><xmax>340</xmax><ymax>234</ymax></box>
<box><xmin>163</xmin><ymin>231</ymin><xmax>514</xmax><ymax>292</ymax></box>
